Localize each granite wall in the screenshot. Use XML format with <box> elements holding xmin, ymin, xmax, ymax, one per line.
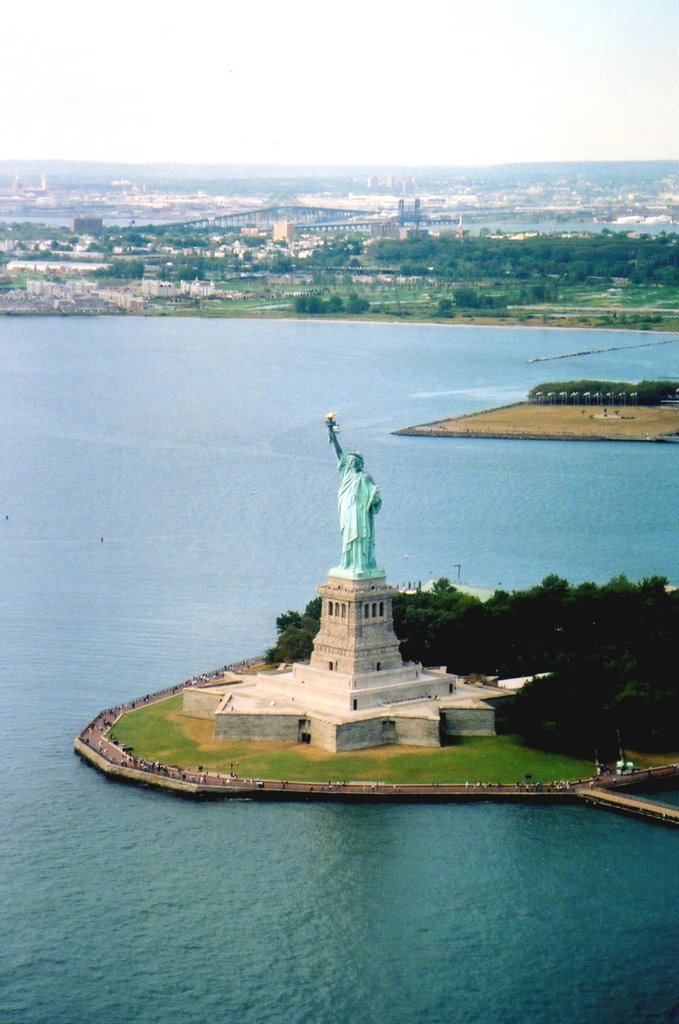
<box><xmin>440</xmin><ymin>707</ymin><xmax>496</xmax><ymax>736</ymax></box>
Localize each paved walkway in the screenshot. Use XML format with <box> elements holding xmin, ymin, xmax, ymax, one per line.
<box><xmin>574</xmin><ymin>784</ymin><xmax>679</xmax><ymax>826</ymax></box>
<box><xmin>73</xmin><ymin>683</ymin><xmax>679</xmax><ymax>826</ymax></box>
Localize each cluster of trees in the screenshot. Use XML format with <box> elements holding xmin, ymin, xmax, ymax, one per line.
<box><xmin>265</xmin><ymin>599</ymin><xmax>322</xmax><ymax>663</ymax></box>
<box><xmin>439</xmin><ymin>289</ymin><xmax>508</xmax><ymax>313</ymax></box>
<box><xmin>0</xmin><ymin>222</ymin><xmax>75</xmax><ymax>244</ymax></box>
<box><xmin>267</xmin><ymin>575</ymin><xmax>679</xmax><ymax>757</ymax></box>
<box><xmin>397</xmin><ymin>575</ymin><xmax>679</xmax><ymax>755</ymax></box>
<box><xmin>374</xmin><ymin>233</ymin><xmax>679</xmax><ymax>286</ymax></box>
<box><xmin>528</xmin><ymin>380</ymin><xmax>679</xmax><ymax>405</ymax></box>
<box><xmin>93</xmin><ymin>260</ymin><xmax>145</xmax><ymax>280</ymax></box>
<box><xmin>308</xmin><ymin>238</ymin><xmax>363</xmax><ymax>268</ymax></box>
<box><xmin>158</xmin><ymin>258</ymin><xmax>212</xmax><ymax>282</ymax></box>
<box><xmin>294</xmin><ymin>292</ymin><xmax>370</xmax><ymax>315</ymax></box>
<box><xmin>435</xmin><ymin>281</ymin><xmax>561</xmax><ymax>314</ymax></box>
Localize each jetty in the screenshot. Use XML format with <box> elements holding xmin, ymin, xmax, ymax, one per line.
<box><xmin>527</xmin><ymin>335</ymin><xmax>679</xmax><ymax>364</ymax></box>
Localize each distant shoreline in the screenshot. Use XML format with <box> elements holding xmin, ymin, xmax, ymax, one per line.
<box><xmin>2</xmin><ymin>307</ymin><xmax>679</xmax><ymax>336</ymax></box>
<box><xmin>395</xmin><ymin>402</ymin><xmax>679</xmax><ymax>443</ymax></box>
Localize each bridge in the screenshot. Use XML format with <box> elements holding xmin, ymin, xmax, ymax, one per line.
<box><xmin>178</xmin><ymin>200</ymin><xmax>462</xmax><ymax>233</ymax></box>
<box><xmin>182</xmin><ymin>204</ymin><xmax>379</xmax><ymax>231</ymax></box>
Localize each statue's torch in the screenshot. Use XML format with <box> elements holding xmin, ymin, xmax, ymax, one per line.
<box><xmin>326</xmin><ymin>411</ymin><xmax>339</xmax><ymax>439</ymax></box>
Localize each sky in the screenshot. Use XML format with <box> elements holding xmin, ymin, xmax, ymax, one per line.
<box><xmin>1</xmin><ymin>0</ymin><xmax>677</xmax><ymax>167</ymax></box>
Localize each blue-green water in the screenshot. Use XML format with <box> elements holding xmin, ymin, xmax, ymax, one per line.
<box><xmin>1</xmin><ymin>317</ymin><xmax>678</xmax><ymax>1024</ymax></box>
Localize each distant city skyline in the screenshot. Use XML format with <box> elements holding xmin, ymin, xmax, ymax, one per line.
<box><xmin>3</xmin><ymin>0</ymin><xmax>678</xmax><ymax>167</ymax></box>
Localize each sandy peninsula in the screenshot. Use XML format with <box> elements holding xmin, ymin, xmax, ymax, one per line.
<box><xmin>395</xmin><ymin>403</ymin><xmax>679</xmax><ymax>442</ymax></box>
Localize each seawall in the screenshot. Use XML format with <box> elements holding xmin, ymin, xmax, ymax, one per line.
<box><xmin>73</xmin><ymin>684</ymin><xmax>679</xmax><ymax>824</ymax></box>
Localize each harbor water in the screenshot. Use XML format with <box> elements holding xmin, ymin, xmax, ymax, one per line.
<box><xmin>1</xmin><ymin>316</ymin><xmax>677</xmax><ymax>1023</ymax></box>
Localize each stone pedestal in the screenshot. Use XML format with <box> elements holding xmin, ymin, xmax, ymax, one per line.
<box><xmin>282</xmin><ymin>573</ymin><xmax>438</xmax><ymax>715</ymax></box>
<box><xmin>188</xmin><ymin>569</ymin><xmax>496</xmax><ymax>751</ymax></box>
<box><xmin>310</xmin><ymin>574</ymin><xmax>402</xmax><ymax>677</ymax></box>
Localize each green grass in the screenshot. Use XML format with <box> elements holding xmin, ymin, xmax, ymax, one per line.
<box><xmin>110</xmin><ymin>696</ymin><xmax>599</xmax><ymax>784</ymax></box>
<box><xmin>137</xmin><ymin>279</ymin><xmax>679</xmax><ymax>331</ymax></box>
<box><xmin>545</xmin><ymin>283</ymin><xmax>679</xmax><ymax>312</ymax></box>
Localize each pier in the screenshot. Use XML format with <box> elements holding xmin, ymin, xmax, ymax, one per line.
<box><xmin>575</xmin><ymin>780</ymin><xmax>679</xmax><ymax>826</ymax></box>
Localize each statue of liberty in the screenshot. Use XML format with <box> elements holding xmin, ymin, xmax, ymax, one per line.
<box><xmin>325</xmin><ymin>414</ymin><xmax>384</xmax><ymax>579</ymax></box>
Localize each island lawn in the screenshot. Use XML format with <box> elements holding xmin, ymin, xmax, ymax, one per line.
<box><xmin>400</xmin><ymin>402</ymin><xmax>679</xmax><ymax>441</ymax></box>
<box><xmin>110</xmin><ymin>695</ymin><xmax>605</xmax><ymax>784</ymax></box>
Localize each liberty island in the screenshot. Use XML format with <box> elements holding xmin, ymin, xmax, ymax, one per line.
<box><xmin>73</xmin><ymin>410</ymin><xmax>678</xmax><ymax>825</ymax></box>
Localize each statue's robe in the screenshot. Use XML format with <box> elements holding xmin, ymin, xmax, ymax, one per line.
<box><xmin>337</xmin><ymin>454</ymin><xmax>381</xmax><ymax>572</ymax></box>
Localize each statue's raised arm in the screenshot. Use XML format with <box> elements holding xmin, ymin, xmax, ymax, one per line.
<box><xmin>324</xmin><ymin>413</ymin><xmax>383</xmax><ymax>580</ymax></box>
<box><xmin>326</xmin><ymin>412</ymin><xmax>343</xmax><ymax>461</ymax></box>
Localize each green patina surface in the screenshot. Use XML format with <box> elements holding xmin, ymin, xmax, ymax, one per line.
<box><xmin>326</xmin><ymin>415</ymin><xmax>384</xmax><ymax>579</ymax></box>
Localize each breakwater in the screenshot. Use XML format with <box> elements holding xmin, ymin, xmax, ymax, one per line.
<box><xmin>527</xmin><ymin>335</ymin><xmax>679</xmax><ymax>363</ymax></box>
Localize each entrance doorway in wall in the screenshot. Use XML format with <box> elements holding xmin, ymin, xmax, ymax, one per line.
<box><xmin>382</xmin><ymin>720</ymin><xmax>396</xmax><ymax>742</ymax></box>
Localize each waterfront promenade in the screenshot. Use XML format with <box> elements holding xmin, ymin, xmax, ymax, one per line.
<box><xmin>74</xmin><ymin>683</ymin><xmax>679</xmax><ymax>826</ymax></box>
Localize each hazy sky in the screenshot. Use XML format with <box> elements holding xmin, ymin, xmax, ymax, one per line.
<box><xmin>2</xmin><ymin>0</ymin><xmax>677</xmax><ymax>166</ymax></box>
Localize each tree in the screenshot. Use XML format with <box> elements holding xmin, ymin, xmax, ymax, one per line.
<box><xmin>454</xmin><ymin>287</ymin><xmax>479</xmax><ymax>308</ymax></box>
<box><xmin>267</xmin><ymin>625</ymin><xmax>315</xmax><ymax>663</ymax></box>
<box><xmin>346</xmin><ymin>292</ymin><xmax>370</xmax><ymax>314</ymax></box>
<box><xmin>275</xmin><ymin>610</ymin><xmax>303</xmax><ymax>633</ymax></box>
<box><xmin>266</xmin><ymin>598</ymin><xmax>321</xmax><ymax>663</ymax></box>
<box><xmin>431</xmin><ymin>577</ymin><xmax>454</xmax><ymax>593</ymax></box>
<box><xmin>94</xmin><ymin>260</ymin><xmax>145</xmax><ymax>281</ymax></box>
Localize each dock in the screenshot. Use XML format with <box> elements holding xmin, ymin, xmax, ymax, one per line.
<box><xmin>575</xmin><ymin>785</ymin><xmax>679</xmax><ymax>827</ymax></box>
